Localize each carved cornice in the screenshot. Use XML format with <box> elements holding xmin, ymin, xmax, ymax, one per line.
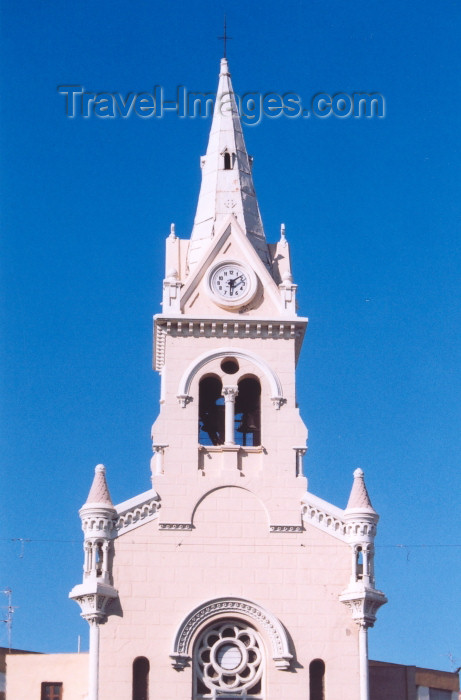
<box><xmin>270</xmin><ymin>525</ymin><xmax>304</xmax><ymax>533</ymax></box>
<box><xmin>301</xmin><ymin>494</ymin><xmax>378</xmax><ymax>543</ymax></box>
<box><xmin>69</xmin><ymin>581</ymin><xmax>118</xmax><ymax>623</ymax></box>
<box><xmin>115</xmin><ymin>496</ymin><xmax>160</xmax><ymax>536</ymax></box>
<box><xmin>198</xmin><ymin>444</ymin><xmax>263</xmax><ymax>454</ymax></box>
<box><xmin>159</xmin><ymin>523</ymin><xmax>194</xmax><ymax>531</ymax></box>
<box><xmin>301</xmin><ymin>499</ymin><xmax>348</xmax><ymax>542</ymax></box>
<box><xmin>339</xmin><ymin>586</ymin><xmax>388</xmax><ymax>629</ymax></box>
<box><xmin>81</xmin><ymin>511</ymin><xmax>118</xmax><ymax>539</ymax></box>
<box><xmin>171</xmin><ymin>597</ymin><xmax>293</xmax><ymax>671</ymax></box>
<box><xmin>154</xmin><ymin>324</ymin><xmax>167</xmax><ymax>371</ymax></box>
<box><xmin>154</xmin><ymin>316</ymin><xmax>307</xmax><ymax>371</ymax></box>
<box><xmin>344</xmin><ymin>519</ymin><xmax>377</xmax><ymax>542</ymax></box>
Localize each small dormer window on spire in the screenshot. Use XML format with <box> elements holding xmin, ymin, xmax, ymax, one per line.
<box><xmin>223</xmin><ymin>151</ymin><xmax>232</xmax><ymax>170</ymax></box>
<box><xmin>222</xmin><ymin>150</ymin><xmax>236</xmax><ymax>170</ymax></box>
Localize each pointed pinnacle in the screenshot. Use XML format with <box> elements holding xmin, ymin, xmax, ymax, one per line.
<box><xmin>346</xmin><ymin>468</ymin><xmax>376</xmax><ymax>512</ymax></box>
<box><xmin>85</xmin><ymin>464</ymin><xmax>114</xmax><ymax>507</ymax></box>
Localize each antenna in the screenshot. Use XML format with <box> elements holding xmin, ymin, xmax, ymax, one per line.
<box><xmin>1</xmin><ymin>588</ymin><xmax>17</xmax><ymax>651</ymax></box>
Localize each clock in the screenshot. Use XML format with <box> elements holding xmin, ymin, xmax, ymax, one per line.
<box><xmin>207</xmin><ymin>261</ymin><xmax>257</xmax><ymax>308</ymax></box>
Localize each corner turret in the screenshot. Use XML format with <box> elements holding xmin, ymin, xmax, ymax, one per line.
<box><xmin>339</xmin><ymin>469</ymin><xmax>387</xmax><ymax>700</ymax></box>
<box><xmin>344</xmin><ymin>468</ymin><xmax>379</xmax><ymax>588</ymax></box>
<box><xmin>69</xmin><ymin>464</ymin><xmax>118</xmax><ymax>622</ymax></box>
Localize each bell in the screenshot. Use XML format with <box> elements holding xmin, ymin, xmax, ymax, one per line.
<box><xmin>237</xmin><ymin>412</ymin><xmax>258</xmax><ymax>433</ymax></box>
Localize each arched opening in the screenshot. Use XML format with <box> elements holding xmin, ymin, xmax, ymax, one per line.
<box><xmin>95</xmin><ymin>541</ymin><xmax>103</xmax><ymax>577</ymax></box>
<box><xmin>309</xmin><ymin>659</ymin><xmax>325</xmax><ymax>700</ymax></box>
<box><xmin>355</xmin><ymin>546</ymin><xmax>363</xmax><ymax>581</ymax></box>
<box><xmin>198</xmin><ymin>375</ymin><xmax>224</xmax><ymax>446</ymax></box>
<box><xmin>132</xmin><ymin>656</ymin><xmax>150</xmax><ymax>700</ymax></box>
<box><xmin>193</xmin><ymin>619</ymin><xmax>264</xmax><ymax>699</ymax></box>
<box><xmin>365</xmin><ymin>544</ymin><xmax>374</xmax><ymax>585</ymax></box>
<box><xmin>235</xmin><ymin>377</ymin><xmax>261</xmax><ymax>446</ymax></box>
<box><xmin>84</xmin><ymin>541</ymin><xmax>92</xmax><ymax>574</ymax></box>
<box><xmin>177</xmin><ymin>347</ymin><xmax>284</xmax><ymax>411</ymax></box>
<box><xmin>223</xmin><ymin>151</ymin><xmax>232</xmax><ymax>170</ymax></box>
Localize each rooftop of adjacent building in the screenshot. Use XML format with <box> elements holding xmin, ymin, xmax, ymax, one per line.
<box><xmin>369</xmin><ymin>660</ymin><xmax>460</xmax><ymax>697</ymax></box>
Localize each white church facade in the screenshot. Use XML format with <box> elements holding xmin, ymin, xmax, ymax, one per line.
<box><xmin>68</xmin><ymin>57</ymin><xmax>388</xmax><ymax>700</ymax></box>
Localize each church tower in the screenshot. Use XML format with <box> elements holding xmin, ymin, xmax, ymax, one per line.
<box><xmin>71</xmin><ymin>57</ymin><xmax>386</xmax><ymax>700</ymax></box>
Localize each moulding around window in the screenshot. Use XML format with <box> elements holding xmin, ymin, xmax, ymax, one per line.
<box><xmin>176</xmin><ymin>347</ymin><xmax>284</xmax><ymax>408</ymax></box>
<box><xmin>170</xmin><ymin>596</ymin><xmax>293</xmax><ymax>671</ymax></box>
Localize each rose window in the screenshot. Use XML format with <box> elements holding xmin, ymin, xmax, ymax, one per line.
<box><xmin>194</xmin><ymin>620</ymin><xmax>264</xmax><ymax>697</ymax></box>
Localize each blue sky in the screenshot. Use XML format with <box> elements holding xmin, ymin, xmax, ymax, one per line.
<box><xmin>1</xmin><ymin>0</ymin><xmax>460</xmax><ymax>673</ymax></box>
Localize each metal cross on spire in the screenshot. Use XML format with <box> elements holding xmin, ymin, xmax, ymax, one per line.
<box><xmin>218</xmin><ymin>16</ymin><xmax>232</xmax><ymax>58</ymax></box>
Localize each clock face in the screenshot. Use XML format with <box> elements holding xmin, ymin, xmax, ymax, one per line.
<box><xmin>210</xmin><ymin>264</ymin><xmax>248</xmax><ymax>299</ymax></box>
<box><xmin>207</xmin><ymin>261</ymin><xmax>257</xmax><ymax>308</ymax></box>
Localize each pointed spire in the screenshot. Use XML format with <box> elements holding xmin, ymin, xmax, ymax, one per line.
<box><xmin>346</xmin><ymin>468</ymin><xmax>376</xmax><ymax>512</ymax></box>
<box><xmin>84</xmin><ymin>464</ymin><xmax>114</xmax><ymax>507</ymax></box>
<box><xmin>187</xmin><ymin>58</ymin><xmax>270</xmax><ymax>270</ymax></box>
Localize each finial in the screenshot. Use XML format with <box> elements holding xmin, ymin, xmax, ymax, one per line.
<box><xmin>280</xmin><ymin>223</ymin><xmax>287</xmax><ymax>246</ymax></box>
<box><xmin>282</xmin><ymin>270</ymin><xmax>293</xmax><ymax>283</ymax></box>
<box><xmin>166</xmin><ymin>267</ymin><xmax>178</xmax><ymax>281</ymax></box>
<box><xmin>169</xmin><ymin>223</ymin><xmax>176</xmax><ymax>239</ymax></box>
<box><xmin>218</xmin><ymin>16</ymin><xmax>232</xmax><ymax>58</ymax></box>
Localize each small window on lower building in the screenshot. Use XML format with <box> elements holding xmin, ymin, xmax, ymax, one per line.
<box><xmin>41</xmin><ymin>683</ymin><xmax>63</xmax><ymax>700</ymax></box>
<box><xmin>429</xmin><ymin>690</ymin><xmax>453</xmax><ymax>700</ymax></box>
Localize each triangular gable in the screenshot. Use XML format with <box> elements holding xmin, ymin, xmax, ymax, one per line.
<box><xmin>180</xmin><ymin>215</ymin><xmax>283</xmax><ymax>313</ymax></box>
